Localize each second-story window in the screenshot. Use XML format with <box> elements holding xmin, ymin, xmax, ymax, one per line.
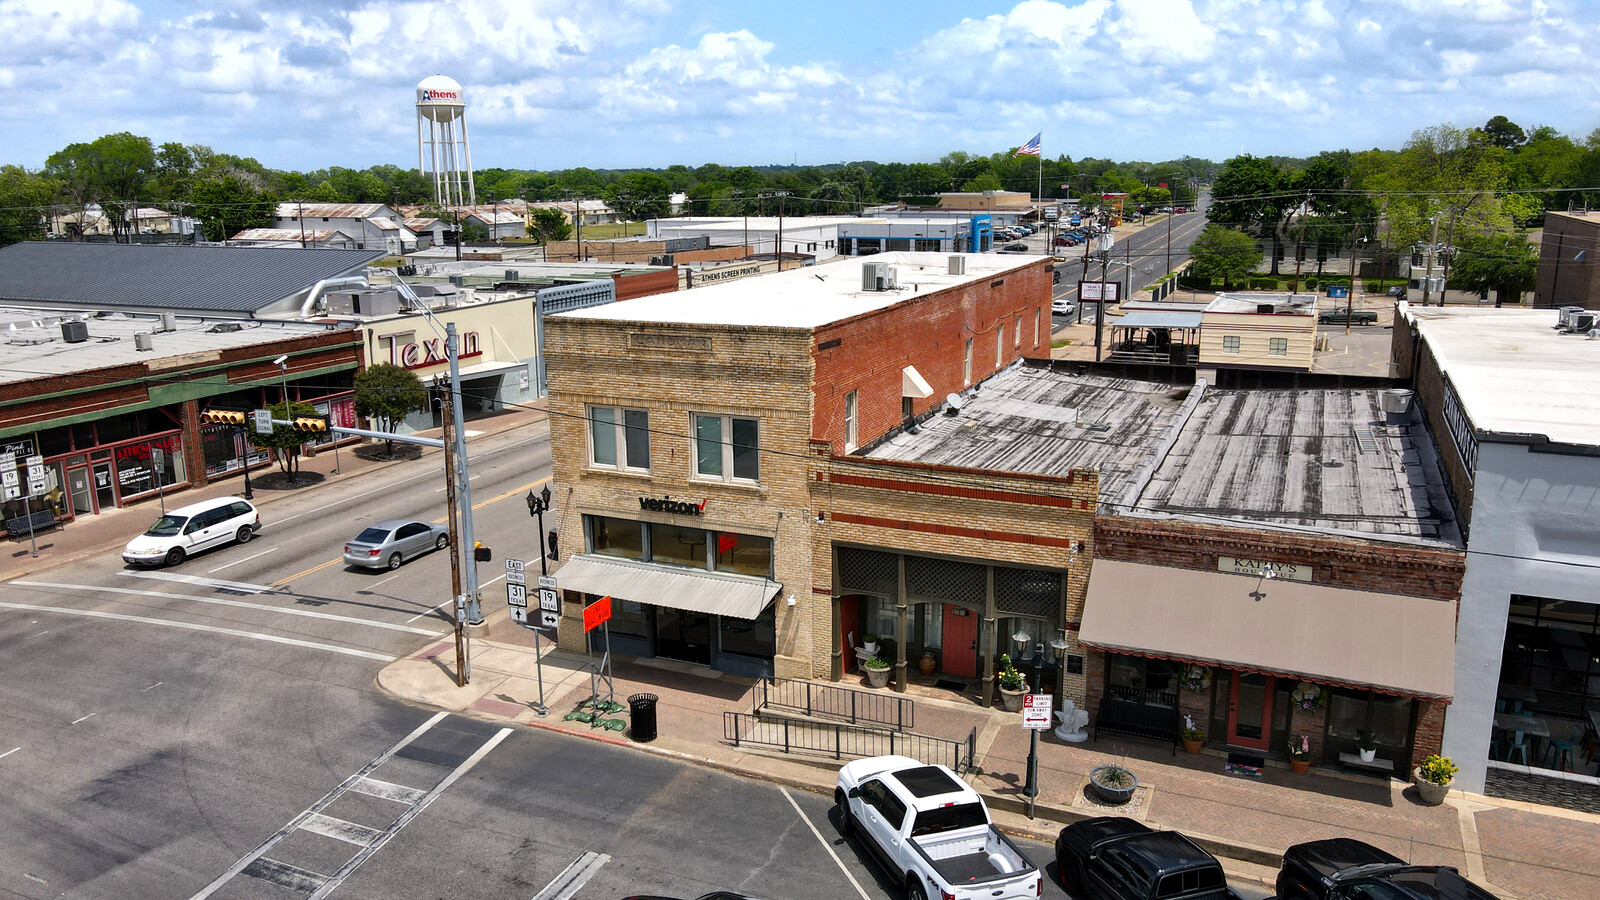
<box><xmin>693</xmin><ymin>413</ymin><xmax>760</xmax><ymax>483</ymax></box>
<box><xmin>1269</xmin><ymin>337</ymin><xmax>1289</xmax><ymax>357</ymax></box>
<box><xmin>588</xmin><ymin>405</ymin><xmax>650</xmax><ymax>472</ymax></box>
<box><xmin>844</xmin><ymin>391</ymin><xmax>859</xmax><ymax>452</ymax></box>
<box><xmin>964</xmin><ymin>339</ymin><xmax>973</xmax><ymax>385</ymax></box>
<box><xmin>995</xmin><ymin>323</ymin><xmax>1005</xmax><ymax>368</ymax></box>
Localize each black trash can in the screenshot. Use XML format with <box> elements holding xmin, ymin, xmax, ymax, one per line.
<box><xmin>628</xmin><ymin>692</ymin><xmax>659</xmax><ymax>743</ymax></box>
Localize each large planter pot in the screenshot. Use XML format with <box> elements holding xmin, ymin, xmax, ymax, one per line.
<box><xmin>865</xmin><ymin>665</ymin><xmax>891</xmax><ymax>688</ymax></box>
<box><xmin>918</xmin><ymin>650</ymin><xmax>938</xmax><ymax>676</ymax></box>
<box><xmin>1088</xmin><ymin>765</ymin><xmax>1139</xmax><ymax>805</ymax></box>
<box><xmin>1414</xmin><ymin>769</ymin><xmax>1452</xmax><ymax>806</ymax></box>
<box><xmin>1182</xmin><ymin>737</ymin><xmax>1204</xmax><ymax>755</ymax></box>
<box><xmin>1290</xmin><ymin>758</ymin><xmax>1311</xmax><ymax>775</ymax></box>
<box><xmin>998</xmin><ymin>685</ymin><xmax>1028</xmax><ymax>712</ymax></box>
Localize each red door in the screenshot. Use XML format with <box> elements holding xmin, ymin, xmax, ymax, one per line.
<box><xmin>1227</xmin><ymin>672</ymin><xmax>1276</xmax><ymax>751</ymax></box>
<box><xmin>942</xmin><ymin>605</ymin><xmax>977</xmax><ymax>677</ymax></box>
<box><xmin>838</xmin><ymin>595</ymin><xmax>861</xmax><ymax>672</ymax></box>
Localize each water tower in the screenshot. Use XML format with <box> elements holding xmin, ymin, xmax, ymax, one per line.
<box><xmin>416</xmin><ymin>74</ymin><xmax>476</xmax><ymax>207</ymax></box>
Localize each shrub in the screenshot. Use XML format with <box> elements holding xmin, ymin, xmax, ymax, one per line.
<box><xmin>864</xmin><ymin>656</ymin><xmax>890</xmax><ymax>670</ymax></box>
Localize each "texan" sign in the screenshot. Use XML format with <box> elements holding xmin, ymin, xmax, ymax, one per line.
<box><xmin>381</xmin><ymin>330</ymin><xmax>483</xmax><ymax>369</ymax></box>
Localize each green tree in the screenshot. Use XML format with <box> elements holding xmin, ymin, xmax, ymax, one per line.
<box><xmin>1480</xmin><ymin>115</ymin><xmax>1527</xmax><ymax>151</ymax></box>
<box><xmin>247</xmin><ymin>400</ymin><xmax>320</xmax><ymax>483</ymax></box>
<box><xmin>190</xmin><ymin>176</ymin><xmax>275</xmax><ymax>241</ymax></box>
<box><xmin>605</xmin><ymin>171</ymin><xmax>672</xmax><ymax>220</ymax></box>
<box><xmin>353</xmin><ymin>363</ymin><xmax>428</xmax><ymax>458</ymax></box>
<box><xmin>45</xmin><ymin>132</ymin><xmax>158</xmax><ymax>242</ymax></box>
<box><xmin>1448</xmin><ymin>233</ymin><xmax>1538</xmax><ymax>307</ymax></box>
<box><xmin>528</xmin><ymin>206</ymin><xmax>572</xmax><ymax>243</ymax></box>
<box><xmin>1208</xmin><ymin>155</ymin><xmax>1291</xmax><ymax>274</ymax></box>
<box><xmin>0</xmin><ymin>166</ymin><xmax>54</xmax><ymax>245</ymax></box>
<box><xmin>1188</xmin><ymin>224</ymin><xmax>1263</xmax><ymax>288</ymax></box>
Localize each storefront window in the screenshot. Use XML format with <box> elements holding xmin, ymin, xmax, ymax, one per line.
<box><xmin>1104</xmin><ymin>654</ymin><xmax>1179</xmax><ymax>708</ymax></box>
<box><xmin>113</xmin><ymin>434</ymin><xmax>184</xmax><ymax>498</ymax></box>
<box><xmin>589</xmin><ymin>516</ymin><xmax>643</xmax><ymax>559</ymax></box>
<box><xmin>714</xmin><ymin>532</ymin><xmax>772</xmax><ymax>577</ymax></box>
<box><xmin>1326</xmin><ymin>687</ymin><xmax>1413</xmax><ymax>754</ymax></box>
<box><xmin>1501</xmin><ymin>594</ymin><xmax>1599</xmax><ymax>722</ymax></box>
<box><xmin>607</xmin><ymin>597</ymin><xmax>649</xmax><ymax>639</ymax></box>
<box><xmin>651</xmin><ymin>523</ymin><xmax>707</xmax><ymax>569</ymax></box>
<box><xmin>720</xmin><ymin>606</ymin><xmax>776</xmax><ymax>659</ymax></box>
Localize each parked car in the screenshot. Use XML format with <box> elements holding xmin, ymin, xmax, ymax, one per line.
<box><xmin>1055</xmin><ymin>816</ymin><xmax>1241</xmax><ymax>899</ymax></box>
<box><xmin>1276</xmin><ymin>838</ymin><xmax>1501</xmax><ymax>900</ymax></box>
<box><xmin>1001</xmin><ymin>242</ymin><xmax>1029</xmax><ymax>252</ymax></box>
<box><xmin>343</xmin><ymin>519</ymin><xmax>451</xmax><ymax>570</ymax></box>
<box><xmin>123</xmin><ymin>496</ymin><xmax>260</xmax><ymax>567</ymax></box>
<box><xmin>1318</xmin><ymin>308</ymin><xmax>1379</xmax><ymax>325</ymax></box>
<box><xmin>1053</xmin><ymin>299</ymin><xmax>1077</xmax><ymax>316</ymax></box>
<box><xmin>837</xmin><ymin>756</ymin><xmax>1042</xmax><ymax>900</ymax></box>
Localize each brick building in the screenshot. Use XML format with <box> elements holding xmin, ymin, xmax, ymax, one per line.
<box><xmin>1532</xmin><ymin>209</ymin><xmax>1600</xmax><ymax>309</ymax></box>
<box><xmin>543</xmin><ymin>252</ymin><xmax>1080</xmax><ymax>700</ymax></box>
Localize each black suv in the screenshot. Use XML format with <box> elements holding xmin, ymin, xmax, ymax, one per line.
<box><xmin>1277</xmin><ymin>839</ymin><xmax>1502</xmax><ymax>900</ymax></box>
<box><xmin>1056</xmin><ymin>817</ymin><xmax>1240</xmax><ymax>900</ymax></box>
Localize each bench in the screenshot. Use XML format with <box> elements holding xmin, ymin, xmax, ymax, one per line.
<box><xmin>4</xmin><ymin>510</ymin><xmax>61</xmax><ymax>540</ymax></box>
<box><xmin>1093</xmin><ymin>697</ymin><xmax>1180</xmax><ymax>756</ymax></box>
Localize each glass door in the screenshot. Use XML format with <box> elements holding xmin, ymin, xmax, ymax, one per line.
<box><xmin>67</xmin><ymin>467</ymin><xmax>93</xmax><ymax>517</ymax></box>
<box><xmin>1228</xmin><ymin>672</ymin><xmax>1276</xmax><ymax>751</ymax></box>
<box><xmin>655</xmin><ymin>608</ymin><xmax>711</xmax><ymax>665</ymax></box>
<box><xmin>92</xmin><ymin>462</ymin><xmax>116</xmax><ymax>512</ymax></box>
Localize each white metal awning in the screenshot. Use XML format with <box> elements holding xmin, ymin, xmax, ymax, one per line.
<box><xmin>454</xmin><ymin>359</ymin><xmax>529</xmax><ymax>379</ymax></box>
<box><xmin>552</xmin><ymin>554</ymin><xmax>782</xmax><ymax>620</ymax></box>
<box><xmin>902</xmin><ymin>365</ymin><xmax>934</xmax><ymax>399</ymax></box>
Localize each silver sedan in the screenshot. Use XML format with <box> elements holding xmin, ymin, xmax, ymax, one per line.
<box><xmin>342</xmin><ymin>519</ymin><xmax>451</xmax><ymax>570</ymax></box>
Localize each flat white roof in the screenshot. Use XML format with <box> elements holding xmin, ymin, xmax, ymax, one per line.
<box><xmin>552</xmin><ymin>252</ymin><xmax>1038</xmax><ymax>329</ymax></box>
<box><xmin>1404</xmin><ymin>304</ymin><xmax>1600</xmax><ymax>446</ymax></box>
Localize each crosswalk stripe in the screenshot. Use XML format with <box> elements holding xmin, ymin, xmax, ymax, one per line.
<box><xmin>0</xmin><ymin>602</ymin><xmax>395</xmax><ymax>662</ymax></box>
<box><xmin>530</xmin><ymin>851</ymin><xmax>612</xmax><ymax>900</ymax></box>
<box><xmin>349</xmin><ymin>777</ymin><xmax>428</xmax><ymax>805</ymax></box>
<box><xmin>121</xmin><ymin>570</ymin><xmax>276</xmax><ymax>594</ymax></box>
<box><xmin>13</xmin><ymin>581</ymin><xmax>444</xmax><ymax>637</ymax></box>
<box><xmin>298</xmin><ymin>813</ymin><xmax>382</xmax><ymax>846</ymax></box>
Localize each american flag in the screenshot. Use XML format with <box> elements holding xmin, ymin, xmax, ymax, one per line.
<box><xmin>1014</xmin><ymin>133</ymin><xmax>1042</xmax><ymax>156</ymax></box>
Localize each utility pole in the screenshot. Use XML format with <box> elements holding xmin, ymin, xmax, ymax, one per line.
<box><xmin>572</xmin><ymin>195</ymin><xmax>584</xmax><ymax>261</ymax></box>
<box><xmin>1290</xmin><ymin>193</ymin><xmax>1310</xmax><ymax>294</ymax></box>
<box><xmin>298</xmin><ymin>200</ymin><xmax>306</xmax><ymax>248</ymax></box>
<box><xmin>1439</xmin><ymin>205</ymin><xmax>1462</xmax><ymax>307</ymax></box>
<box><xmin>1096</xmin><ymin>250</ymin><xmax>1109</xmax><ymax>362</ymax></box>
<box><xmin>1345</xmin><ymin>230</ymin><xmax>1362</xmax><ymax>336</ymax></box>
<box><xmin>438</xmin><ymin>378</ymin><xmax>468</xmax><ymax>686</ymax></box>
<box><xmin>446</xmin><ymin>321</ymin><xmax>483</xmax><ymax>626</ymax></box>
<box><xmin>1420</xmin><ymin>214</ymin><xmax>1441</xmax><ymax>307</ymax></box>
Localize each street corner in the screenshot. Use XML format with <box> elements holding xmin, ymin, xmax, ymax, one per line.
<box><xmin>375</xmin><ymin>642</ymin><xmax>508</xmax><ymax>713</ymax></box>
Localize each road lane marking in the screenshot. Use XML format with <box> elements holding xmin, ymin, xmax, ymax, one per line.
<box><xmin>780</xmin><ymin>787</ymin><xmax>871</xmax><ymax>900</ymax></box>
<box><xmin>0</xmin><ymin>602</ymin><xmax>396</xmax><ymax>662</ymax></box>
<box><xmin>122</xmin><ymin>571</ymin><xmax>276</xmax><ymax>594</ymax></box>
<box><xmin>530</xmin><ymin>851</ymin><xmax>611</xmax><ymax>900</ymax></box>
<box><xmin>143</xmin><ymin>682</ymin><xmax>164</xmax><ymax>691</ymax></box>
<box><xmin>208</xmin><ymin>547</ymin><xmax>279</xmax><ymax>573</ymax></box>
<box><xmin>368</xmin><ymin>573</ymin><xmax>402</xmax><ymax>589</ymax></box>
<box><xmin>433</xmin><ymin>472</ymin><xmax>480</xmax><ymax>493</ymax></box>
<box><xmin>404</xmin><ymin>598</ymin><xmax>455</xmax><ymax>624</ymax></box>
<box><xmin>71</xmin><ymin>713</ymin><xmax>95</xmax><ymax>725</ymax></box>
<box><xmin>0</xmin><ymin>747</ymin><xmax>18</xmax><ymax>761</ymax></box>
<box><xmin>272</xmin><ymin>557</ymin><xmax>345</xmax><ymax>587</ymax></box>
<box><xmin>14</xmin><ymin>582</ymin><xmax>444</xmax><ymax>637</ymax></box>
<box><xmin>27</xmin><ymin>630</ymin><xmax>48</xmax><ymax>638</ymax></box>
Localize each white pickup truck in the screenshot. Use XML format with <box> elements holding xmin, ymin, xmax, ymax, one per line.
<box><xmin>836</xmin><ymin>755</ymin><xmax>1042</xmax><ymax>900</ymax></box>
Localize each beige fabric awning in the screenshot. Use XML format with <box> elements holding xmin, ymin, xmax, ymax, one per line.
<box><xmin>552</xmin><ymin>554</ymin><xmax>781</xmax><ymax>620</ymax></box>
<box><xmin>1079</xmin><ymin>559</ymin><xmax>1456</xmax><ymax>701</ymax></box>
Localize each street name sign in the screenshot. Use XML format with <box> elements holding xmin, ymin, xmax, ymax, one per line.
<box><xmin>1022</xmin><ymin>693</ymin><xmax>1054</xmax><ymax>731</ymax></box>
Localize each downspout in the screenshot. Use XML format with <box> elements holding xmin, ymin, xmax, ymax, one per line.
<box><xmin>299</xmin><ymin>275</ymin><xmax>370</xmax><ymax>318</ymax></box>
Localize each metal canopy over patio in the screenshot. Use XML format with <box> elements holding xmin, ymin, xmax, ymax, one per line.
<box><xmin>1106</xmin><ymin>311</ymin><xmax>1201</xmax><ymax>366</ymax></box>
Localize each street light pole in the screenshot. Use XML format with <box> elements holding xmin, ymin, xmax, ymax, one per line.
<box><xmin>523</xmin><ymin>484</ymin><xmax>554</xmax><ymax>718</ymax></box>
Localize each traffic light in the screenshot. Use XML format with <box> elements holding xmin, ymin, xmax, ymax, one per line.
<box><xmin>200</xmin><ymin>409</ymin><xmax>247</xmax><ymax>425</ymax></box>
<box><xmin>473</xmin><ymin>541</ymin><xmax>492</xmax><ymax>562</ymax></box>
<box><xmin>291</xmin><ymin>416</ymin><xmax>329</xmax><ymax>432</ymax></box>
<box><xmin>546</xmin><ymin>528</ymin><xmax>559</xmax><ymax>561</ymax></box>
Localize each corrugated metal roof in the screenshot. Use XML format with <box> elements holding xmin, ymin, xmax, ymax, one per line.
<box><xmin>231</xmin><ymin>228</ymin><xmax>351</xmax><ymax>243</ymax></box>
<box><xmin>275</xmin><ymin>202</ymin><xmax>394</xmax><ymax>220</ymax></box>
<box><xmin>1109</xmin><ymin>311</ymin><xmax>1204</xmax><ymax>328</ymax></box>
<box><xmin>402</xmin><ymin>217</ymin><xmax>442</xmax><ymax>229</ymax></box>
<box><xmin>0</xmin><ymin>242</ymin><xmax>383</xmax><ymax>314</ymax></box>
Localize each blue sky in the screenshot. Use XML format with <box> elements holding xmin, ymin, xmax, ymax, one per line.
<box><xmin>2</xmin><ymin>0</ymin><xmax>1598</xmax><ymax>172</ymax></box>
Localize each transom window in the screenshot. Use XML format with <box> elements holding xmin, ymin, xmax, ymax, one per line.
<box><xmin>1222</xmin><ymin>335</ymin><xmax>1241</xmax><ymax>354</ymax></box>
<box><xmin>693</xmin><ymin>414</ymin><xmax>760</xmax><ymax>482</ymax></box>
<box><xmin>587</xmin><ymin>406</ymin><xmax>650</xmax><ymax>472</ymax></box>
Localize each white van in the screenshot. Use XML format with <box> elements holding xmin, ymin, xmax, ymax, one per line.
<box><xmin>123</xmin><ymin>496</ymin><xmax>260</xmax><ymax>567</ymax></box>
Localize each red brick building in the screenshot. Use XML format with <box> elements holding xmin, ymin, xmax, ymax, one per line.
<box><xmin>1533</xmin><ymin>210</ymin><xmax>1600</xmax><ymax>309</ymax></box>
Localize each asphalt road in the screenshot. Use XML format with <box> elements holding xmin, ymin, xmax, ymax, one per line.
<box><xmin>1043</xmin><ymin>197</ymin><xmax>1213</xmax><ymax>326</ymax></box>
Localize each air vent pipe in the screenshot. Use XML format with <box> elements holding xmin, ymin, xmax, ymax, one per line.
<box><xmin>298</xmin><ymin>275</ymin><xmax>369</xmax><ymax>317</ymax></box>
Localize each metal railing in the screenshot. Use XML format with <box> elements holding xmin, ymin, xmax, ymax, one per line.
<box><xmin>753</xmin><ymin>677</ymin><xmax>915</xmax><ymax>731</ymax></box>
<box><xmin>724</xmin><ymin>711</ymin><xmax>976</xmax><ymax>772</ymax></box>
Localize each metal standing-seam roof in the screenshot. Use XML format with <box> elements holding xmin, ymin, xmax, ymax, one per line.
<box><xmin>0</xmin><ymin>242</ymin><xmax>384</xmax><ymax>315</ymax></box>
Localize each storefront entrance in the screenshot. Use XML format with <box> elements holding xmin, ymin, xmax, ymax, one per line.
<box><xmin>1228</xmin><ymin>672</ymin><xmax>1276</xmax><ymax>751</ymax></box>
<box><xmin>655</xmin><ymin>608</ymin><xmax>712</xmax><ymax>665</ymax></box>
<box><xmin>92</xmin><ymin>462</ymin><xmax>115</xmax><ymax>511</ymax></box>
<box><xmin>67</xmin><ymin>467</ymin><xmax>93</xmax><ymax>517</ymax></box>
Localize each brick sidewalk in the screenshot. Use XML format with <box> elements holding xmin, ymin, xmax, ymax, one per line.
<box><xmin>0</xmin><ymin>400</ymin><xmax>547</xmax><ymax>582</ymax></box>
<box><xmin>380</xmin><ymin>629</ymin><xmax>1600</xmax><ymax>900</ymax></box>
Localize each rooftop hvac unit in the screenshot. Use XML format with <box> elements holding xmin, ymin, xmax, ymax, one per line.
<box><xmin>448</xmin><ymin>275</ymin><xmax>466</xmax><ymax>287</ymax></box>
<box><xmin>948</xmin><ymin>256</ymin><xmax>966</xmax><ymax>275</ymax></box>
<box><xmin>60</xmin><ymin>320</ymin><xmax>88</xmax><ymax>343</ymax></box>
<box><xmin>505</xmin><ymin>269</ymin><xmax>519</xmax><ymax>281</ymax></box>
<box><xmin>160</xmin><ymin>313</ymin><xmax>177</xmax><ymax>333</ymax></box>
<box><xmin>862</xmin><ymin>261</ymin><xmax>889</xmax><ymax>292</ymax></box>
<box><xmin>885</xmin><ymin>266</ymin><xmax>899</xmax><ymax>289</ymax></box>
<box><xmin>134</xmin><ymin>332</ymin><xmax>154</xmax><ymax>352</ymax></box>
<box><xmin>1558</xmin><ymin>306</ymin><xmax>1585</xmax><ymax>329</ymax></box>
<box><xmin>1563</xmin><ymin>310</ymin><xmax>1597</xmax><ymax>333</ymax></box>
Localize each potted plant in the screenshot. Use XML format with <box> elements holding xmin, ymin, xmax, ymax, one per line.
<box><xmin>1288</xmin><ymin>734</ymin><xmax>1313</xmax><ymax>774</ymax></box>
<box><xmin>860</xmin><ymin>633</ymin><xmax>879</xmax><ymax>657</ymax></box>
<box><xmin>997</xmin><ymin>654</ymin><xmax>1027</xmax><ymax>712</ymax></box>
<box><xmin>863</xmin><ymin>655</ymin><xmax>892</xmax><ymax>688</ymax></box>
<box><xmin>1414</xmin><ymin>754</ymin><xmax>1458</xmax><ymax>806</ymax></box>
<box><xmin>1181</xmin><ymin>715</ymin><xmax>1205</xmax><ymax>754</ymax></box>
<box><xmin>1088</xmin><ymin>752</ymin><xmax>1138</xmax><ymax>805</ymax></box>
<box><xmin>1357</xmin><ymin>730</ymin><xmax>1379</xmax><ymax>764</ymax></box>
